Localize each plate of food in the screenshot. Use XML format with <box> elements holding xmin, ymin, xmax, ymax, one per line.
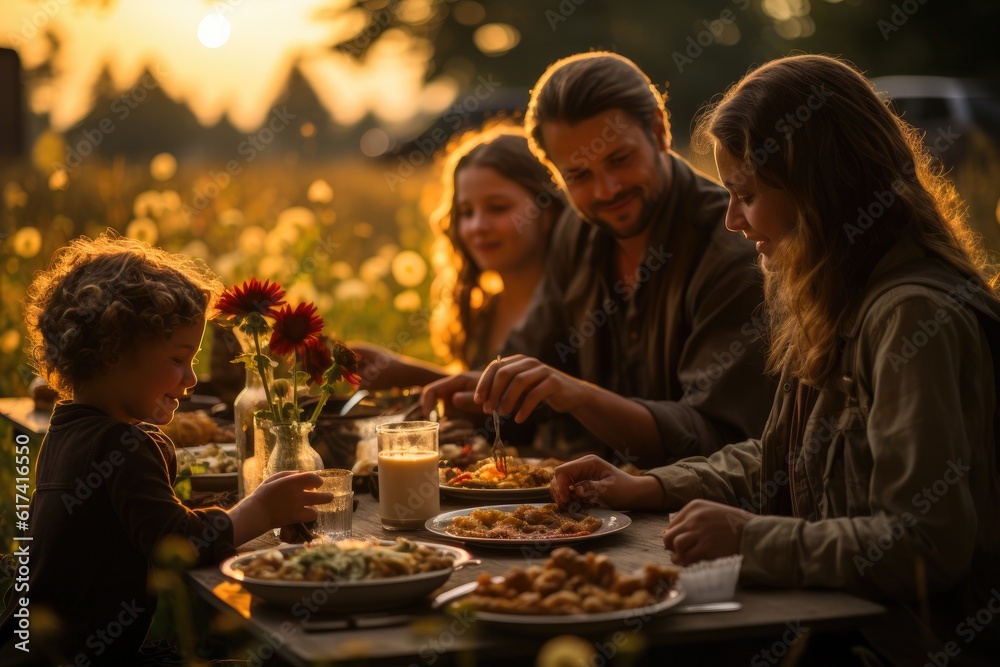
<box><xmin>439</xmin><ymin>457</ymin><xmax>556</xmax><ymax>501</ymax></box>
<box><xmin>161</xmin><ymin>410</ymin><xmax>235</xmax><ymax>448</ymax></box>
<box><xmin>220</xmin><ymin>538</ymin><xmax>474</xmax><ymax>613</ymax></box>
<box><xmin>175</xmin><ymin>443</ymin><xmax>237</xmax><ymax>491</ymax></box>
<box><xmin>442</xmin><ymin>546</ymin><xmax>684</xmax><ymax>634</ymax></box>
<box><xmin>424</xmin><ymin>503</ymin><xmax>630</xmax><ymax>548</ymax></box>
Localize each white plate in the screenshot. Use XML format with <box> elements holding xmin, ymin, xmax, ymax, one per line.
<box><xmin>424</xmin><ymin>504</ymin><xmax>630</xmax><ymax>548</ymax></box>
<box><xmin>438</xmin><ymin>485</ymin><xmax>552</xmax><ymax>502</ymax></box>
<box><xmin>472</xmin><ymin>588</ymin><xmax>685</xmax><ymax>633</ymax></box>
<box><xmin>438</xmin><ymin>458</ymin><xmax>557</xmax><ymax>501</ymax></box>
<box><xmin>440</xmin><ymin>577</ymin><xmax>685</xmax><ymax>634</ymax></box>
<box><xmin>220</xmin><ymin>540</ymin><xmax>473</xmax><ymax>613</ymax></box>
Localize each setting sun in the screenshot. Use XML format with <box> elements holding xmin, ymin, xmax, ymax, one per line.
<box><xmin>197</xmin><ymin>13</ymin><xmax>231</xmax><ymax>49</ymax></box>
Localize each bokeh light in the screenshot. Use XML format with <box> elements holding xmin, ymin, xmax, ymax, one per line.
<box><xmin>307</xmin><ymin>179</ymin><xmax>334</xmax><ymax>204</ymax></box>
<box><xmin>335</xmin><ymin>278</ymin><xmax>371</xmax><ymax>301</ymax></box>
<box><xmin>331</xmin><ymin>262</ymin><xmax>354</xmax><ymax>280</ymax></box>
<box><xmin>398</xmin><ymin>0</ymin><xmax>435</xmax><ymax>24</ymax></box>
<box><xmin>360</xmin><ymin>128</ymin><xmax>391</xmax><ymax>157</ymax></box>
<box><xmin>391</xmin><ymin>250</ymin><xmax>428</xmax><ymax>287</ymax></box>
<box><xmin>393</xmin><ymin>289</ymin><xmax>422</xmax><ymax>311</ymax></box>
<box><xmin>276</xmin><ymin>206</ymin><xmax>316</xmax><ymax>229</ymax></box>
<box><xmin>238</xmin><ymin>226</ymin><xmax>268</xmax><ymax>255</ymax></box>
<box><xmin>473</xmin><ymin>23</ymin><xmax>520</xmax><ymax>55</ymax></box>
<box><xmin>0</xmin><ymin>330</ymin><xmax>20</xmax><ymax>355</ymax></box>
<box><xmin>48</xmin><ymin>169</ymin><xmax>69</xmax><ymax>191</ymax></box>
<box><xmin>12</xmin><ymin>227</ymin><xmax>42</xmax><ymax>258</ymax></box>
<box><xmin>125</xmin><ymin>218</ymin><xmax>159</xmax><ymax>245</ymax></box>
<box><xmin>4</xmin><ymin>182</ymin><xmax>28</xmax><ymax>209</ymax></box>
<box><xmin>360</xmin><ymin>256</ymin><xmax>390</xmax><ymax>283</ymax></box>
<box><xmin>150</xmin><ymin>153</ymin><xmax>178</xmax><ymax>181</ymax></box>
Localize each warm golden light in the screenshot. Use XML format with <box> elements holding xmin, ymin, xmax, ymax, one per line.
<box><xmin>197</xmin><ymin>13</ymin><xmax>231</xmax><ymax>49</ymax></box>
<box><xmin>0</xmin><ymin>0</ymin><xmax>456</xmax><ymax>132</ymax></box>
<box><xmin>391</xmin><ymin>250</ymin><xmax>428</xmax><ymax>287</ymax></box>
<box><xmin>150</xmin><ymin>153</ymin><xmax>177</xmax><ymax>181</ymax></box>
<box><xmin>473</xmin><ymin>23</ymin><xmax>520</xmax><ymax>55</ymax></box>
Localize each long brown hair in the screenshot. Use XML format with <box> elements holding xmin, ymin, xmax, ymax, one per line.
<box><xmin>429</xmin><ymin>126</ymin><xmax>565</xmax><ymax>366</ymax></box>
<box><xmin>696</xmin><ymin>54</ymin><xmax>997</xmax><ymax>385</ymax></box>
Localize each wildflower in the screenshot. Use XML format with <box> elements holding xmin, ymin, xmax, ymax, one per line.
<box><xmin>270</xmin><ymin>303</ymin><xmax>324</xmax><ymax>357</ymax></box>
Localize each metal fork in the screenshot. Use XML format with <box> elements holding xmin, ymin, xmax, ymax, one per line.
<box><xmin>492</xmin><ymin>409</ymin><xmax>508</xmax><ymax>477</ymax></box>
<box><xmin>490</xmin><ymin>356</ymin><xmax>508</xmax><ymax>476</ymax></box>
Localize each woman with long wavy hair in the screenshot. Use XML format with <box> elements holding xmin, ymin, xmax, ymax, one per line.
<box><xmin>551</xmin><ymin>55</ymin><xmax>1000</xmax><ymax>664</ymax></box>
<box><xmin>354</xmin><ymin>126</ymin><xmax>564</xmax><ymax>388</ymax></box>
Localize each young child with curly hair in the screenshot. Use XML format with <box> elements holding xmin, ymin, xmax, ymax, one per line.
<box><xmin>0</xmin><ymin>232</ymin><xmax>331</xmax><ymax>666</ymax></box>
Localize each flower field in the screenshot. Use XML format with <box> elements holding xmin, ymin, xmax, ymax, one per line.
<box><xmin>0</xmin><ymin>152</ymin><xmax>445</xmax><ymax>398</ymax></box>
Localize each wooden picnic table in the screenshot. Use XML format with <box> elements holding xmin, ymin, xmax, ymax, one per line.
<box><xmin>187</xmin><ymin>492</ymin><xmax>886</xmax><ymax>666</ymax></box>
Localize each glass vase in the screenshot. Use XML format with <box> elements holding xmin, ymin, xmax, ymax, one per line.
<box><xmin>262</xmin><ymin>420</ymin><xmax>323</xmax><ymax>478</ymax></box>
<box><xmin>234</xmin><ymin>365</ymin><xmax>271</xmax><ymax>499</ymax></box>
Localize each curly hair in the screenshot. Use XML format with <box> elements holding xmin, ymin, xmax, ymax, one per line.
<box><xmin>429</xmin><ymin>125</ymin><xmax>565</xmax><ymax>366</ymax></box>
<box><xmin>24</xmin><ymin>232</ymin><xmax>223</xmax><ymax>397</ymax></box>
<box><xmin>695</xmin><ymin>54</ymin><xmax>998</xmax><ymax>385</ymax></box>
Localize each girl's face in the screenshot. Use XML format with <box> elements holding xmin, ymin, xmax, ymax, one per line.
<box><xmin>101</xmin><ymin>318</ymin><xmax>205</xmax><ymax>425</ymax></box>
<box><xmin>455</xmin><ymin>165</ymin><xmax>550</xmax><ymax>275</ymax></box>
<box><xmin>714</xmin><ymin>145</ymin><xmax>798</xmax><ymax>271</ymax></box>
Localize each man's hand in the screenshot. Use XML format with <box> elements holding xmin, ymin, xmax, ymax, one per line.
<box><xmin>661</xmin><ymin>499</ymin><xmax>754</xmax><ymax>565</ymax></box>
<box><xmin>550</xmin><ymin>454</ymin><xmax>665</xmax><ymax>510</ymax></box>
<box><xmin>476</xmin><ymin>354</ymin><xmax>587</xmax><ymax>422</ymax></box>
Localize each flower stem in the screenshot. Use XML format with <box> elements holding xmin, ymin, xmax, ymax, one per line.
<box><xmin>308</xmin><ymin>387</ymin><xmax>332</xmax><ymax>423</ymax></box>
<box><xmin>254</xmin><ymin>330</ymin><xmax>279</xmax><ymax>422</ymax></box>
<box><xmin>293</xmin><ymin>349</ymin><xmax>299</xmax><ymax>422</ymax></box>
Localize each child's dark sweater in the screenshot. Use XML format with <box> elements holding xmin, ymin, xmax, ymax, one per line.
<box><xmin>0</xmin><ymin>402</ymin><xmax>235</xmax><ymax>665</ymax></box>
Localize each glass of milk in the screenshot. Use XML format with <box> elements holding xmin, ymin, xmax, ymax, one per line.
<box><xmin>376</xmin><ymin>421</ymin><xmax>440</xmax><ymax>530</ymax></box>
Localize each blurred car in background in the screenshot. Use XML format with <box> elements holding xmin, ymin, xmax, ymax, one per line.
<box><xmin>874</xmin><ymin>75</ymin><xmax>1000</xmax><ymax>249</ymax></box>
<box><xmin>873</xmin><ymin>75</ymin><xmax>1000</xmax><ymax>167</ymax></box>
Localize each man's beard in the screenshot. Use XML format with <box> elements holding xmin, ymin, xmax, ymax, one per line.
<box><xmin>580</xmin><ymin>158</ymin><xmax>668</xmax><ymax>240</ymax></box>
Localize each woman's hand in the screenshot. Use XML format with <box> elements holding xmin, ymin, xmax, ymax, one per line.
<box><xmin>661</xmin><ymin>499</ymin><xmax>755</xmax><ymax>565</ymax></box>
<box><xmin>550</xmin><ymin>454</ymin><xmax>665</xmax><ymax>510</ymax></box>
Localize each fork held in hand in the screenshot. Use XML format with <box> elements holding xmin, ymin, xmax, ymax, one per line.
<box><xmin>492</xmin><ymin>409</ymin><xmax>507</xmax><ymax>477</ymax></box>
<box><xmin>491</xmin><ymin>356</ymin><xmax>508</xmax><ymax>477</ymax></box>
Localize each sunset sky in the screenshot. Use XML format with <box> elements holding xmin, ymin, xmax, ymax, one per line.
<box><xmin>0</xmin><ymin>0</ymin><xmax>458</xmax><ymax>131</ymax></box>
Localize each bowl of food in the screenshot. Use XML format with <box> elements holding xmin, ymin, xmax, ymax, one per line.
<box><xmin>220</xmin><ymin>538</ymin><xmax>474</xmax><ymax>612</ymax></box>
<box><xmin>175</xmin><ymin>443</ymin><xmax>238</xmax><ymax>492</ymax></box>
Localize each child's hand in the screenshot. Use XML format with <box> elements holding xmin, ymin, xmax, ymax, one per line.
<box><xmin>229</xmin><ymin>471</ymin><xmax>334</xmax><ymax>545</ymax></box>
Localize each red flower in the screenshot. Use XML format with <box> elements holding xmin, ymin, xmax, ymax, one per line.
<box><xmin>301</xmin><ymin>337</ymin><xmax>333</xmax><ymax>385</ymax></box>
<box><xmin>270</xmin><ymin>303</ymin><xmax>324</xmax><ymax>357</ymax></box>
<box><xmin>216</xmin><ymin>278</ymin><xmax>286</xmax><ymax>322</ymax></box>
<box><xmin>332</xmin><ymin>341</ymin><xmax>362</xmax><ymax>388</ymax></box>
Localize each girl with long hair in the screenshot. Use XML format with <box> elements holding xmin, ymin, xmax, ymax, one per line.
<box><xmin>355</xmin><ymin>126</ymin><xmax>564</xmax><ymax>388</ymax></box>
